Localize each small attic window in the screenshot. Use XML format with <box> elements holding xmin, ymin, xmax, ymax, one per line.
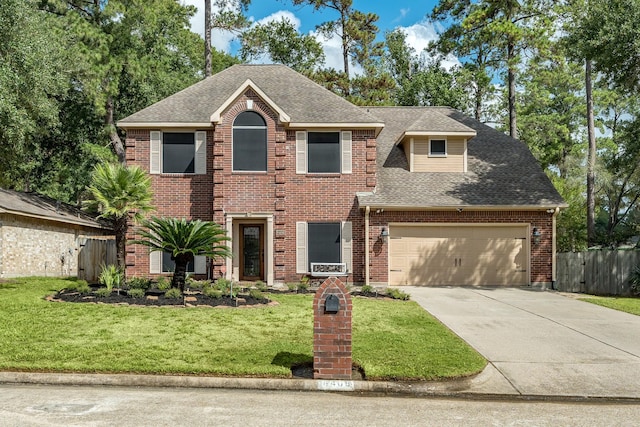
<box><xmin>429</xmin><ymin>139</ymin><xmax>447</xmax><ymax>157</ymax></box>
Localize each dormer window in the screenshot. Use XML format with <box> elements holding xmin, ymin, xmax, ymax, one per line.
<box><xmin>429</xmin><ymin>139</ymin><xmax>447</xmax><ymax>157</ymax></box>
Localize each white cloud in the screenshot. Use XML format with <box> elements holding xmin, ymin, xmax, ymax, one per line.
<box><xmin>311</xmin><ymin>30</ymin><xmax>363</xmax><ymax>76</ymax></box>
<box><xmin>254</xmin><ymin>10</ymin><xmax>301</xmax><ymax>29</ymax></box>
<box><xmin>397</xmin><ymin>21</ymin><xmax>461</xmax><ymax>70</ymax></box>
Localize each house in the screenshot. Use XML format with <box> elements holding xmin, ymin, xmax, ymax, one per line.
<box><xmin>118</xmin><ymin>64</ymin><xmax>566</xmax><ymax>287</ymax></box>
<box><xmin>0</xmin><ymin>188</ymin><xmax>113</xmax><ymax>278</ymax></box>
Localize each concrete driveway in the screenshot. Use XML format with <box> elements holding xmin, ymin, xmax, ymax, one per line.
<box><xmin>406</xmin><ymin>286</ymin><xmax>640</xmax><ymax>399</ymax></box>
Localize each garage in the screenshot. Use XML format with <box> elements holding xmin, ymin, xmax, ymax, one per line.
<box><xmin>389</xmin><ymin>224</ymin><xmax>529</xmax><ymax>286</ymax></box>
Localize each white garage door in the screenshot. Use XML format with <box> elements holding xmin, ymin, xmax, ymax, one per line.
<box><xmin>389</xmin><ymin>225</ymin><xmax>529</xmax><ymax>286</ymax></box>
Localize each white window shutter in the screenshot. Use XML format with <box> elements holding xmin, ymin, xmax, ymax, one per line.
<box><xmin>296</xmin><ymin>222</ymin><xmax>308</xmax><ymax>273</ymax></box>
<box><xmin>296</xmin><ymin>131</ymin><xmax>307</xmax><ymax>174</ymax></box>
<box><xmin>195</xmin><ymin>131</ymin><xmax>207</xmax><ymax>174</ymax></box>
<box><xmin>150</xmin><ymin>251</ymin><xmax>161</xmax><ymax>274</ymax></box>
<box><xmin>194</xmin><ymin>255</ymin><xmax>206</xmax><ymax>275</ymax></box>
<box><xmin>150</xmin><ymin>131</ymin><xmax>161</xmax><ymax>174</ymax></box>
<box><xmin>341</xmin><ymin>131</ymin><xmax>352</xmax><ymax>174</ymax></box>
<box><xmin>341</xmin><ymin>221</ymin><xmax>352</xmax><ymax>273</ymax></box>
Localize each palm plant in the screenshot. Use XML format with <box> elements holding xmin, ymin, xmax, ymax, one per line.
<box><xmin>84</xmin><ymin>163</ymin><xmax>154</xmax><ymax>269</ymax></box>
<box><xmin>131</xmin><ymin>217</ymin><xmax>231</xmax><ymax>292</ymax></box>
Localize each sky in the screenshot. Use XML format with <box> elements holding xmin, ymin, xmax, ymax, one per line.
<box><xmin>182</xmin><ymin>0</ymin><xmax>455</xmax><ymax>73</ymax></box>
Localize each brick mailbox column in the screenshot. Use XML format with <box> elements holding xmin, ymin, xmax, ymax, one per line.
<box><xmin>313</xmin><ymin>276</ymin><xmax>352</xmax><ymax>379</ymax></box>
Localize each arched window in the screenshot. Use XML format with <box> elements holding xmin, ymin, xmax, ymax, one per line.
<box><xmin>233</xmin><ymin>111</ymin><xmax>267</xmax><ymax>171</ymax></box>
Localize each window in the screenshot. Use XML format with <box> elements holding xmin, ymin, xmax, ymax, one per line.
<box><xmin>308</xmin><ymin>223</ymin><xmax>341</xmax><ymax>266</ymax></box>
<box><xmin>296</xmin><ymin>221</ymin><xmax>352</xmax><ymax>273</ymax></box>
<box><xmin>233</xmin><ymin>111</ymin><xmax>267</xmax><ymax>171</ymax></box>
<box><xmin>308</xmin><ymin>132</ymin><xmax>340</xmax><ymax>173</ymax></box>
<box><xmin>429</xmin><ymin>139</ymin><xmax>447</xmax><ymax>156</ymax></box>
<box><xmin>296</xmin><ymin>131</ymin><xmax>352</xmax><ymax>174</ymax></box>
<box><xmin>161</xmin><ymin>251</ymin><xmax>194</xmax><ymax>273</ymax></box>
<box><xmin>149</xmin><ymin>131</ymin><xmax>206</xmax><ymax>175</ymax></box>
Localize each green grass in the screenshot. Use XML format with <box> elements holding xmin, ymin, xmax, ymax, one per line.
<box><xmin>579</xmin><ymin>296</ymin><xmax>640</xmax><ymax>316</ymax></box>
<box><xmin>0</xmin><ymin>277</ymin><xmax>486</xmax><ymax>381</ymax></box>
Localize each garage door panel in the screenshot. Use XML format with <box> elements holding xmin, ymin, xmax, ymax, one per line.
<box><xmin>389</xmin><ymin>225</ymin><xmax>529</xmax><ymax>286</ymax></box>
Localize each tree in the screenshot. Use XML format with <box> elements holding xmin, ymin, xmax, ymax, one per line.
<box><xmin>206</xmin><ymin>0</ymin><xmax>251</xmax><ymax>77</ymax></box>
<box><xmin>430</xmin><ymin>0</ymin><xmax>557</xmax><ymax>138</ymax></box>
<box><xmin>132</xmin><ymin>217</ymin><xmax>231</xmax><ymax>292</ymax></box>
<box><xmin>239</xmin><ymin>17</ymin><xmax>325</xmax><ymax>72</ymax></box>
<box><xmin>0</xmin><ymin>0</ymin><xmax>69</xmax><ymax>189</ymax></box>
<box><xmin>84</xmin><ymin>163</ymin><xmax>154</xmax><ymax>269</ymax></box>
<box><xmin>40</xmin><ymin>0</ymin><xmax>206</xmax><ymax>163</ymax></box>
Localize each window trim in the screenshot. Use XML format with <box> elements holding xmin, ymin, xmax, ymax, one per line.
<box><xmin>296</xmin><ymin>221</ymin><xmax>352</xmax><ymax>274</ymax></box>
<box><xmin>429</xmin><ymin>138</ymin><xmax>447</xmax><ymax>157</ymax></box>
<box><xmin>232</xmin><ymin>111</ymin><xmax>268</xmax><ymax>173</ymax></box>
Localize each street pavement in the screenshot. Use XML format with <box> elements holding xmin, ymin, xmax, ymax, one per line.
<box><xmin>405</xmin><ymin>286</ymin><xmax>640</xmax><ymax>399</ymax></box>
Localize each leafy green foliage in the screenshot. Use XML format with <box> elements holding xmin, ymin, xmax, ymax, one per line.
<box><xmin>385</xmin><ymin>288</ymin><xmax>410</xmax><ymax>301</ymax></box>
<box><xmin>132</xmin><ymin>217</ymin><xmax>231</xmax><ymax>292</ymax></box>
<box><xmin>156</xmin><ymin>277</ymin><xmax>171</xmax><ymax>291</ymax></box>
<box><xmin>128</xmin><ymin>288</ymin><xmax>146</xmax><ymax>299</ymax></box>
<box><xmin>204</xmin><ymin>287</ymin><xmax>223</xmax><ymax>299</ymax></box>
<box><xmin>98</xmin><ymin>264</ymin><xmax>123</xmax><ymax>292</ymax></box>
<box><xmin>240</xmin><ymin>17</ymin><xmax>325</xmax><ymax>71</ymax></box>
<box><xmin>126</xmin><ymin>277</ymin><xmax>152</xmax><ymax>291</ymax></box>
<box><xmin>84</xmin><ymin>163</ymin><xmax>154</xmax><ymax>268</ymax></box>
<box><xmin>164</xmin><ymin>288</ymin><xmax>183</xmax><ymax>300</ymax></box>
<box><xmin>95</xmin><ymin>287</ymin><xmax>113</xmax><ymax>298</ymax></box>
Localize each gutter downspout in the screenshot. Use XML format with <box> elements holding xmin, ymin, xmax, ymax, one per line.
<box><xmin>365</xmin><ymin>206</ymin><xmax>370</xmax><ymax>287</ymax></box>
<box><xmin>552</xmin><ymin>207</ymin><xmax>559</xmax><ymax>290</ymax></box>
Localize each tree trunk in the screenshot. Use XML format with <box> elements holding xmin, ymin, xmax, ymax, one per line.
<box><xmin>507</xmin><ymin>40</ymin><xmax>517</xmax><ymax>139</ymax></box>
<box><xmin>114</xmin><ymin>216</ymin><xmax>127</xmax><ymax>271</ymax></box>
<box><xmin>205</xmin><ymin>0</ymin><xmax>212</xmax><ymax>77</ymax></box>
<box><xmin>171</xmin><ymin>254</ymin><xmax>190</xmax><ymax>292</ymax></box>
<box><xmin>586</xmin><ymin>59</ymin><xmax>597</xmax><ymax>246</ymax></box>
<box><xmin>106</xmin><ymin>97</ymin><xmax>126</xmax><ymax>164</ymax></box>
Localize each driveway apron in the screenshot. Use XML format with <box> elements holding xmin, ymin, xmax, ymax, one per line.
<box><xmin>406</xmin><ymin>286</ymin><xmax>640</xmax><ymax>398</ymax></box>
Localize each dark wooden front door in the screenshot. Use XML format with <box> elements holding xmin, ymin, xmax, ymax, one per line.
<box><xmin>240</xmin><ymin>224</ymin><xmax>264</xmax><ymax>281</ymax></box>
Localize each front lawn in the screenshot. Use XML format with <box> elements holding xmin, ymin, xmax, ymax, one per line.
<box><xmin>579</xmin><ymin>296</ymin><xmax>640</xmax><ymax>316</ymax></box>
<box><xmin>0</xmin><ymin>277</ymin><xmax>485</xmax><ymax>381</ymax></box>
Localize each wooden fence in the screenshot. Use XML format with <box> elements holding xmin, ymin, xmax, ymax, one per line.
<box><xmin>77</xmin><ymin>236</ymin><xmax>116</xmax><ymax>283</ymax></box>
<box><xmin>556</xmin><ymin>250</ymin><xmax>640</xmax><ymax>296</ymax></box>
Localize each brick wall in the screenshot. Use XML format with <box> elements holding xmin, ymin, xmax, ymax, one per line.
<box><xmin>0</xmin><ymin>214</ymin><xmax>108</xmax><ymax>278</ymax></box>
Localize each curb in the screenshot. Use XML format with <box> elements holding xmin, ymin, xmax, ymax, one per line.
<box><xmin>2</xmin><ymin>371</ymin><xmax>640</xmax><ymax>403</ymax></box>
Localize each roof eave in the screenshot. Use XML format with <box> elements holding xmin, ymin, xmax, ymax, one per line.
<box><xmin>117</xmin><ymin>122</ymin><xmax>214</xmax><ymax>130</ymax></box>
<box><xmin>357</xmin><ymin>203</ymin><xmax>568</xmax><ymax>211</ymax></box>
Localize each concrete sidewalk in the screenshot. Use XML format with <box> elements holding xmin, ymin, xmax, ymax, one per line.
<box><xmin>406</xmin><ymin>286</ymin><xmax>640</xmax><ymax>400</ymax></box>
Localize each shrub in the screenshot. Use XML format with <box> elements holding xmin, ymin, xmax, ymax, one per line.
<box><xmin>386</xmin><ymin>288</ymin><xmax>410</xmax><ymax>301</ymax></box>
<box><xmin>361</xmin><ymin>284</ymin><xmax>374</xmax><ymax>294</ymax></box>
<box><xmin>76</xmin><ymin>281</ymin><xmax>91</xmax><ymax>295</ymax></box>
<box><xmin>203</xmin><ymin>287</ymin><xmax>223</xmax><ymax>299</ymax></box>
<box><xmin>186</xmin><ymin>278</ymin><xmax>209</xmax><ymax>291</ymax></box>
<box><xmin>254</xmin><ymin>280</ymin><xmax>267</xmax><ymax>292</ymax></box>
<box><xmin>286</xmin><ymin>282</ymin><xmax>298</xmax><ymax>292</ymax></box>
<box><xmin>99</xmin><ymin>264</ymin><xmax>123</xmax><ymax>291</ymax></box>
<box><xmin>128</xmin><ymin>288</ymin><xmax>145</xmax><ymax>299</ymax></box>
<box><xmin>164</xmin><ymin>288</ymin><xmax>183</xmax><ymax>299</ymax></box>
<box><xmin>297</xmin><ymin>277</ymin><xmax>309</xmax><ymax>292</ymax></box>
<box><xmin>249</xmin><ymin>289</ymin><xmax>265</xmax><ymax>301</ymax></box>
<box><xmin>127</xmin><ymin>276</ymin><xmax>152</xmax><ymax>290</ymax></box>
<box><xmin>214</xmin><ymin>278</ymin><xmax>235</xmax><ymax>297</ymax></box>
<box><xmin>156</xmin><ymin>277</ymin><xmax>171</xmax><ymax>291</ymax></box>
<box><xmin>95</xmin><ymin>287</ymin><xmax>112</xmax><ymax>298</ymax></box>
<box><xmin>630</xmin><ymin>265</ymin><xmax>640</xmax><ymax>296</ymax></box>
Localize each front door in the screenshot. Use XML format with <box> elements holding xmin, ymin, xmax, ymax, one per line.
<box><xmin>240</xmin><ymin>224</ymin><xmax>264</xmax><ymax>281</ymax></box>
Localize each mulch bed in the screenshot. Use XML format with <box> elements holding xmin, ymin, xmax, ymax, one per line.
<box><xmin>49</xmin><ymin>288</ymin><xmax>276</xmax><ymax>308</ymax></box>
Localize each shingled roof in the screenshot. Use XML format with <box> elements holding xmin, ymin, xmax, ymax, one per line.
<box><xmin>357</xmin><ymin>107</ymin><xmax>566</xmax><ymax>209</ymax></box>
<box><xmin>118</xmin><ymin>64</ymin><xmax>383</xmax><ymax>127</ymax></box>
<box><xmin>0</xmin><ymin>188</ymin><xmax>111</xmax><ymax>229</ymax></box>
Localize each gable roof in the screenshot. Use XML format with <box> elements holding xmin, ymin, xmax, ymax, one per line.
<box><xmin>358</xmin><ymin>107</ymin><xmax>567</xmax><ymax>209</ymax></box>
<box><xmin>118</xmin><ymin>64</ymin><xmax>384</xmax><ymax>130</ymax></box>
<box><xmin>0</xmin><ymin>188</ymin><xmax>111</xmax><ymax>230</ymax></box>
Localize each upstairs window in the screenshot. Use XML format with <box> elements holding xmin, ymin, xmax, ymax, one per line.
<box><xmin>149</xmin><ymin>131</ymin><xmax>206</xmax><ymax>175</ymax></box>
<box><xmin>429</xmin><ymin>139</ymin><xmax>447</xmax><ymax>157</ymax></box>
<box><xmin>296</xmin><ymin>131</ymin><xmax>352</xmax><ymax>174</ymax></box>
<box><xmin>163</xmin><ymin>133</ymin><xmax>195</xmax><ymax>173</ymax></box>
<box><xmin>233</xmin><ymin>111</ymin><xmax>267</xmax><ymax>172</ymax></box>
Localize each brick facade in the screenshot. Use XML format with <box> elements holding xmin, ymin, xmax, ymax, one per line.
<box><xmin>124</xmin><ymin>90</ymin><xmax>557</xmax><ymax>287</ymax></box>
